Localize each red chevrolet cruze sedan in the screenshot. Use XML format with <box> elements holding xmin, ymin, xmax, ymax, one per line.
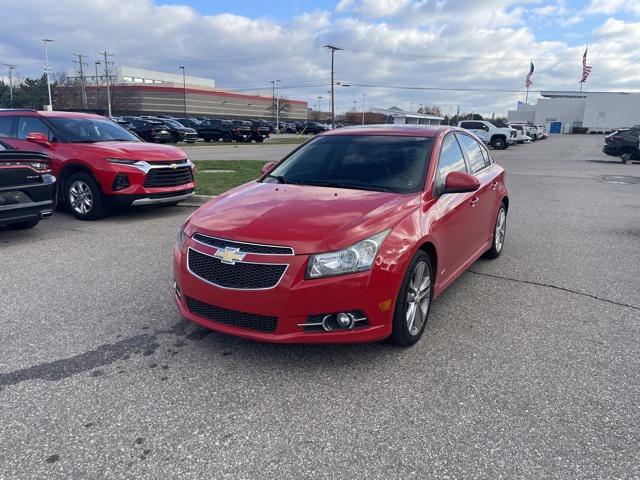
<box><xmin>0</xmin><ymin>110</ymin><xmax>195</xmax><ymax>219</ymax></box>
<box><xmin>174</xmin><ymin>125</ymin><xmax>508</xmax><ymax>346</ymax></box>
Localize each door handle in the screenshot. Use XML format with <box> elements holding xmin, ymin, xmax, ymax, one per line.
<box><xmin>470</xmin><ymin>196</ymin><xmax>480</xmax><ymax>207</ymax></box>
<box><xmin>491</xmin><ymin>181</ymin><xmax>499</xmax><ymax>191</ymax></box>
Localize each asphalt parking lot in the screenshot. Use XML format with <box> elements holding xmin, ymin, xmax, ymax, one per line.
<box><xmin>1</xmin><ymin>135</ymin><xmax>639</xmax><ymax>479</ymax></box>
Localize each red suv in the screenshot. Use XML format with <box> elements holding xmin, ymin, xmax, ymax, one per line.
<box><xmin>174</xmin><ymin>125</ymin><xmax>508</xmax><ymax>346</ymax></box>
<box><xmin>0</xmin><ymin>110</ymin><xmax>195</xmax><ymax>219</ymax></box>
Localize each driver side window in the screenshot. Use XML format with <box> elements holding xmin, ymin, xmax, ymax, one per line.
<box><xmin>17</xmin><ymin>117</ymin><xmax>54</xmax><ymax>141</ymax></box>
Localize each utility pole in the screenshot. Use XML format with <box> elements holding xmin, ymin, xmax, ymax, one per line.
<box><xmin>323</xmin><ymin>45</ymin><xmax>343</xmax><ymax>129</ymax></box>
<box><xmin>42</xmin><ymin>39</ymin><xmax>54</xmax><ymax>110</ymax></box>
<box><xmin>72</xmin><ymin>54</ymin><xmax>88</xmax><ymax>109</ymax></box>
<box><xmin>2</xmin><ymin>63</ymin><xmax>16</xmax><ymax>107</ymax></box>
<box><xmin>275</xmin><ymin>80</ymin><xmax>280</xmax><ymax>132</ymax></box>
<box><xmin>94</xmin><ymin>60</ymin><xmax>101</xmax><ymax>109</ymax></box>
<box><xmin>270</xmin><ymin>80</ymin><xmax>276</xmax><ymax>122</ymax></box>
<box><xmin>361</xmin><ymin>93</ymin><xmax>366</xmax><ymax>126</ymax></box>
<box><xmin>99</xmin><ymin>51</ymin><xmax>114</xmax><ymax>117</ymax></box>
<box><xmin>178</xmin><ymin>66</ymin><xmax>187</xmax><ymax>117</ymax></box>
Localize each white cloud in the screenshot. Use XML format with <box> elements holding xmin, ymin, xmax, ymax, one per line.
<box><xmin>586</xmin><ymin>0</ymin><xmax>640</xmax><ymax>15</ymax></box>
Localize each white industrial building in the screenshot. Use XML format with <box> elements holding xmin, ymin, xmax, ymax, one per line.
<box><xmin>507</xmin><ymin>91</ymin><xmax>640</xmax><ymax>133</ymax></box>
<box><xmin>371</xmin><ymin>107</ymin><xmax>444</xmax><ymax>125</ymax></box>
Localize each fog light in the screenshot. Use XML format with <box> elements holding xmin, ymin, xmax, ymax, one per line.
<box><xmin>112</xmin><ymin>173</ymin><xmax>130</xmax><ymax>191</ymax></box>
<box><xmin>335</xmin><ymin>312</ymin><xmax>354</xmax><ymax>329</ymax></box>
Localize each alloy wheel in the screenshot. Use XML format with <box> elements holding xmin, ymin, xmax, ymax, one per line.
<box><xmin>68</xmin><ymin>180</ymin><xmax>93</xmax><ymax>215</ymax></box>
<box><xmin>495</xmin><ymin>208</ymin><xmax>507</xmax><ymax>252</ymax></box>
<box><xmin>406</xmin><ymin>261</ymin><xmax>431</xmax><ymax>336</ymax></box>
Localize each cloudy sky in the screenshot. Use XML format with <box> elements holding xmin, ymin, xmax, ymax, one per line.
<box><xmin>0</xmin><ymin>0</ymin><xmax>638</xmax><ymax>116</ymax></box>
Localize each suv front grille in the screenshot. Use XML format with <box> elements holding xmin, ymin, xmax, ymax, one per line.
<box><xmin>144</xmin><ymin>166</ymin><xmax>193</xmax><ymax>187</ymax></box>
<box><xmin>188</xmin><ymin>248</ymin><xmax>287</xmax><ymax>290</ymax></box>
<box><xmin>192</xmin><ymin>233</ymin><xmax>293</xmax><ymax>255</ymax></box>
<box><xmin>186</xmin><ymin>297</ymin><xmax>277</xmax><ymax>333</ymax></box>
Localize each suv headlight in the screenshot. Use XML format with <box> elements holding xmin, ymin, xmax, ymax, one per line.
<box><xmin>306</xmin><ymin>230</ymin><xmax>390</xmax><ymax>279</ymax></box>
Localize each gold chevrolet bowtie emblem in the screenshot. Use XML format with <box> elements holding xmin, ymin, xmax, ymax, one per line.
<box><xmin>169</xmin><ymin>163</ymin><xmax>178</xmax><ymax>170</ymax></box>
<box><xmin>214</xmin><ymin>247</ymin><xmax>247</xmax><ymax>265</ymax></box>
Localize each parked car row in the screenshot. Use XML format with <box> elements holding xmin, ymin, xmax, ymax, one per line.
<box><xmin>0</xmin><ymin>109</ymin><xmax>195</xmax><ymax>222</ymax></box>
<box><xmin>457</xmin><ymin>120</ymin><xmax>547</xmax><ymax>149</ymax></box>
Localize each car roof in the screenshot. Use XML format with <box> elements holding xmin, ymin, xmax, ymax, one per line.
<box><xmin>322</xmin><ymin>124</ymin><xmax>455</xmax><ymax>138</ymax></box>
<box><xmin>0</xmin><ymin>110</ymin><xmax>107</xmax><ymax>120</ymax></box>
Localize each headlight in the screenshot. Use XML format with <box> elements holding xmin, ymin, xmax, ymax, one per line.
<box><xmin>107</xmin><ymin>158</ymin><xmax>138</xmax><ymax>165</ymax></box>
<box><xmin>177</xmin><ymin>223</ymin><xmax>188</xmax><ymax>250</ymax></box>
<box><xmin>306</xmin><ymin>230</ymin><xmax>390</xmax><ymax>279</ymax></box>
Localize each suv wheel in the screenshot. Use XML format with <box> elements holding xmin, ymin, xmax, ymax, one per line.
<box><xmin>65</xmin><ymin>173</ymin><xmax>106</xmax><ymax>220</ymax></box>
<box><xmin>223</xmin><ymin>133</ymin><xmax>232</xmax><ymax>142</ymax></box>
<box><xmin>491</xmin><ymin>137</ymin><xmax>506</xmax><ymax>150</ymax></box>
<box><xmin>389</xmin><ymin>251</ymin><xmax>433</xmax><ymax>347</ymax></box>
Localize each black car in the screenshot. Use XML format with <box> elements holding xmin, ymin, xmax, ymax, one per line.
<box><xmin>176</xmin><ymin>118</ymin><xmax>202</xmax><ymax>130</ymax></box>
<box><xmin>231</xmin><ymin>120</ymin><xmax>253</xmax><ymax>142</ymax></box>
<box><xmin>302</xmin><ymin>122</ymin><xmax>328</xmax><ymax>135</ymax></box>
<box><xmin>127</xmin><ymin>119</ymin><xmax>172</xmax><ymax>143</ymax></box>
<box><xmin>152</xmin><ymin>118</ymin><xmax>197</xmax><ymax>143</ymax></box>
<box><xmin>112</xmin><ymin>117</ymin><xmax>136</xmax><ymax>132</ymax></box>
<box><xmin>0</xmin><ymin>140</ymin><xmax>56</xmax><ymax>229</ymax></box>
<box><xmin>250</xmin><ymin>120</ymin><xmax>270</xmax><ymax>143</ymax></box>
<box><xmin>603</xmin><ymin>128</ymin><xmax>639</xmax><ymax>162</ymax></box>
<box><xmin>196</xmin><ymin>119</ymin><xmax>234</xmax><ymax>142</ymax></box>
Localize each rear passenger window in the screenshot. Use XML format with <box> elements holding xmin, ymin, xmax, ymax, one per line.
<box><xmin>437</xmin><ymin>134</ymin><xmax>467</xmax><ymax>179</ymax></box>
<box><xmin>17</xmin><ymin>117</ymin><xmax>53</xmax><ymax>141</ymax></box>
<box><xmin>0</xmin><ymin>116</ymin><xmax>15</xmax><ymax>137</ymax></box>
<box><xmin>456</xmin><ymin>134</ymin><xmax>487</xmax><ymax>174</ymax></box>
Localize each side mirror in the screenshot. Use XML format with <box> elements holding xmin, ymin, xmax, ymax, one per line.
<box><xmin>261</xmin><ymin>161</ymin><xmax>277</xmax><ymax>175</ymax></box>
<box><xmin>26</xmin><ymin>132</ymin><xmax>52</xmax><ymax>148</ymax></box>
<box><xmin>443</xmin><ymin>171</ymin><xmax>480</xmax><ymax>194</ymax></box>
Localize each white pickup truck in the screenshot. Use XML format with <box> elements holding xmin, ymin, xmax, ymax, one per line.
<box><xmin>458</xmin><ymin>120</ymin><xmax>517</xmax><ymax>150</ymax></box>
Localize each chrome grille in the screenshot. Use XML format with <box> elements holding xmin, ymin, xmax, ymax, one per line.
<box><xmin>192</xmin><ymin>233</ymin><xmax>293</xmax><ymax>255</ymax></box>
<box><xmin>188</xmin><ymin>248</ymin><xmax>287</xmax><ymax>290</ymax></box>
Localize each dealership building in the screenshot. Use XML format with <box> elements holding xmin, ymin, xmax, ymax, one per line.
<box><xmin>507</xmin><ymin>91</ymin><xmax>640</xmax><ymax>133</ymax></box>
<box><xmin>63</xmin><ymin>66</ymin><xmax>309</xmax><ymax>120</ymax></box>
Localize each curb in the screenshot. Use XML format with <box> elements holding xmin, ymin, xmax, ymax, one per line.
<box><xmin>179</xmin><ymin>194</ymin><xmax>215</xmax><ymax>207</ymax></box>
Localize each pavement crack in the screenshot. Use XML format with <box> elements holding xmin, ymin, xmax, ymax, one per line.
<box><xmin>468</xmin><ymin>270</ymin><xmax>640</xmax><ymax>311</ymax></box>
<box><xmin>0</xmin><ymin>334</ymin><xmax>159</xmax><ymax>388</ymax></box>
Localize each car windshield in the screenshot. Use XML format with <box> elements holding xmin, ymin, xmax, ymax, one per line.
<box><xmin>161</xmin><ymin>119</ymin><xmax>183</xmax><ymax>128</ymax></box>
<box><xmin>48</xmin><ymin>117</ymin><xmax>139</xmax><ymax>143</ymax></box>
<box><xmin>263</xmin><ymin>135</ymin><xmax>433</xmax><ymax>193</ymax></box>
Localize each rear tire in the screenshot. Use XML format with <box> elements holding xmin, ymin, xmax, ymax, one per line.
<box><xmin>484</xmin><ymin>203</ymin><xmax>507</xmax><ymax>259</ymax></box>
<box><xmin>223</xmin><ymin>133</ymin><xmax>232</xmax><ymax>142</ymax></box>
<box><xmin>389</xmin><ymin>251</ymin><xmax>433</xmax><ymax>347</ymax></box>
<box><xmin>65</xmin><ymin>173</ymin><xmax>106</xmax><ymax>220</ymax></box>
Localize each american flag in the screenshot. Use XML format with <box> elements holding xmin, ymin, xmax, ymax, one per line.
<box><xmin>525</xmin><ymin>61</ymin><xmax>534</xmax><ymax>88</ymax></box>
<box><xmin>580</xmin><ymin>46</ymin><xmax>592</xmax><ymax>83</ymax></box>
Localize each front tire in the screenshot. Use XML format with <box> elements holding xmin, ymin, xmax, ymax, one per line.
<box><xmin>389</xmin><ymin>251</ymin><xmax>433</xmax><ymax>347</ymax></box>
<box><xmin>492</xmin><ymin>137</ymin><xmax>506</xmax><ymax>150</ymax></box>
<box><xmin>65</xmin><ymin>173</ymin><xmax>106</xmax><ymax>220</ymax></box>
<box><xmin>484</xmin><ymin>203</ymin><xmax>507</xmax><ymax>259</ymax></box>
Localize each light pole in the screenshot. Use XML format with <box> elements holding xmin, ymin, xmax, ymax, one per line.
<box><xmin>317</xmin><ymin>96</ymin><xmax>322</xmax><ymax>116</ymax></box>
<box><xmin>361</xmin><ymin>93</ymin><xmax>366</xmax><ymax>126</ymax></box>
<box><xmin>274</xmin><ymin>79</ymin><xmax>280</xmax><ymax>132</ymax></box>
<box><xmin>323</xmin><ymin>45</ymin><xmax>343</xmax><ymax>129</ymax></box>
<box><xmin>42</xmin><ymin>39</ymin><xmax>54</xmax><ymax>110</ymax></box>
<box><xmin>2</xmin><ymin>63</ymin><xmax>16</xmax><ymax>107</ymax></box>
<box><xmin>178</xmin><ymin>66</ymin><xmax>187</xmax><ymax>118</ymax></box>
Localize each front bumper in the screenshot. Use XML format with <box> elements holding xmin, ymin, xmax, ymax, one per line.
<box><xmin>173</xmin><ymin>237</ymin><xmax>402</xmax><ymax>343</ymax></box>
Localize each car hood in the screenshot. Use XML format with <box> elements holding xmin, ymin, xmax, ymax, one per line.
<box><xmin>187</xmin><ymin>182</ymin><xmax>421</xmax><ymax>254</ymax></box>
<box><xmin>66</xmin><ymin>142</ymin><xmax>187</xmax><ymax>161</ymax></box>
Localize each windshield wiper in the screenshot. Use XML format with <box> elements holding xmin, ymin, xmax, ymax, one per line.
<box><xmin>266</xmin><ymin>174</ymin><xmax>290</xmax><ymax>184</ymax></box>
<box><xmin>303</xmin><ymin>180</ymin><xmax>392</xmax><ymax>192</ymax></box>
